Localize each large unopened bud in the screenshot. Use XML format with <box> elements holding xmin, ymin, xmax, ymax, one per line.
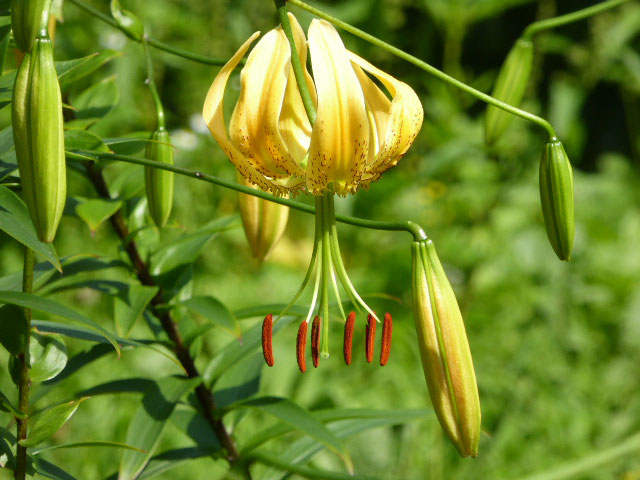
<box><xmin>485</xmin><ymin>38</ymin><xmax>534</xmax><ymax>145</ymax></box>
<box><xmin>539</xmin><ymin>139</ymin><xmax>574</xmax><ymax>261</ymax></box>
<box><xmin>12</xmin><ymin>35</ymin><xmax>66</xmax><ymax>243</ymax></box>
<box><xmin>144</xmin><ymin>128</ymin><xmax>174</xmax><ymax>228</ymax></box>
<box><xmin>11</xmin><ymin>0</ymin><xmax>52</xmax><ymax>53</ymax></box>
<box><xmin>237</xmin><ymin>175</ymin><xmax>289</xmax><ymax>261</ymax></box>
<box><xmin>411</xmin><ymin>240</ymin><xmax>481</xmax><ymax>457</ymax></box>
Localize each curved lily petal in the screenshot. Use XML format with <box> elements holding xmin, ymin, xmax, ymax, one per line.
<box><xmin>279</xmin><ymin>13</ymin><xmax>315</xmax><ymax>165</ymax></box>
<box><xmin>229</xmin><ymin>27</ymin><xmax>304</xmax><ymax>180</ymax></box>
<box><xmin>349</xmin><ymin>52</ymin><xmax>423</xmax><ymax>181</ymax></box>
<box><xmin>203</xmin><ymin>32</ymin><xmax>286</xmax><ymax>194</ymax></box>
<box><xmin>307</xmin><ymin>19</ymin><xmax>369</xmax><ymax>196</ymax></box>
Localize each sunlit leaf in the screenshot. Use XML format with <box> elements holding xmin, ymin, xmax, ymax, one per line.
<box><xmin>73</xmin><ymin>196</ymin><xmax>123</xmax><ymax>233</ymax></box>
<box><xmin>20</xmin><ymin>400</ymin><xmax>82</xmax><ymax>447</ymax></box>
<box><xmin>114</xmin><ymin>284</ymin><xmax>158</xmax><ymax>336</ymax></box>
<box><xmin>180</xmin><ymin>295</ymin><xmax>240</xmax><ymax>337</ymax></box>
<box><xmin>56</xmin><ymin>50</ymin><xmax>121</xmax><ymax>88</ymax></box>
<box><xmin>27</xmin><ymin>332</ymin><xmax>68</xmax><ymax>383</ymax></box>
<box><xmin>0</xmin><ymin>186</ymin><xmax>61</xmax><ymax>270</ymax></box>
<box><xmin>32</xmin><ymin>441</ymin><xmax>145</xmax><ymax>456</ymax></box>
<box><xmin>0</xmin><ymin>291</ymin><xmax>120</xmax><ymax>354</ymax></box>
<box><xmin>67</xmin><ymin>77</ymin><xmax>119</xmax><ymax>129</ymax></box>
<box><xmin>119</xmin><ymin>376</ymin><xmax>202</xmax><ymax>480</ymax></box>
<box><xmin>65</xmin><ymin>130</ymin><xmax>110</xmax><ymax>154</ymax></box>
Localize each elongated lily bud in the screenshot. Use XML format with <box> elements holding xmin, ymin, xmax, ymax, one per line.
<box><xmin>411</xmin><ymin>240</ymin><xmax>481</xmax><ymax>457</ymax></box>
<box><xmin>539</xmin><ymin>139</ymin><xmax>574</xmax><ymax>261</ymax></box>
<box><xmin>485</xmin><ymin>38</ymin><xmax>534</xmax><ymax>145</ymax></box>
<box><xmin>12</xmin><ymin>34</ymin><xmax>66</xmax><ymax>243</ymax></box>
<box><xmin>145</xmin><ymin>128</ymin><xmax>174</xmax><ymax>228</ymax></box>
<box><xmin>237</xmin><ymin>174</ymin><xmax>289</xmax><ymax>261</ymax></box>
<box><xmin>11</xmin><ymin>0</ymin><xmax>52</xmax><ymax>52</ymax></box>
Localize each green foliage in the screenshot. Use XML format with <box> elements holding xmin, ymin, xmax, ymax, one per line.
<box><xmin>0</xmin><ymin>0</ymin><xmax>639</xmax><ymax>479</ymax></box>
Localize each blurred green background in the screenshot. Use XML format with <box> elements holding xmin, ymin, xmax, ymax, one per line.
<box><xmin>2</xmin><ymin>0</ymin><xmax>640</xmax><ymax>478</ymax></box>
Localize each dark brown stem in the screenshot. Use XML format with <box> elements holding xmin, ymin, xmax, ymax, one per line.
<box><xmin>84</xmin><ymin>163</ymin><xmax>248</xmax><ymax>475</ymax></box>
<box><xmin>15</xmin><ymin>248</ymin><xmax>34</xmax><ymax>480</ymax></box>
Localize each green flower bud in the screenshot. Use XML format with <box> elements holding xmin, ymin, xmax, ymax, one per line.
<box><xmin>11</xmin><ymin>0</ymin><xmax>51</xmax><ymax>53</ymax></box>
<box><xmin>12</xmin><ymin>35</ymin><xmax>66</xmax><ymax>243</ymax></box>
<box><xmin>110</xmin><ymin>0</ymin><xmax>144</xmax><ymax>42</ymax></box>
<box><xmin>485</xmin><ymin>38</ymin><xmax>534</xmax><ymax>145</ymax></box>
<box><xmin>411</xmin><ymin>240</ymin><xmax>481</xmax><ymax>457</ymax></box>
<box><xmin>539</xmin><ymin>139</ymin><xmax>575</xmax><ymax>261</ymax></box>
<box><xmin>237</xmin><ymin>175</ymin><xmax>289</xmax><ymax>261</ymax></box>
<box><xmin>144</xmin><ymin>128</ymin><xmax>174</xmax><ymax>228</ymax></box>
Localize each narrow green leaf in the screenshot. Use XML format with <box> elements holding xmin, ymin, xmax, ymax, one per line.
<box><xmin>64</xmin><ymin>130</ymin><xmax>110</xmax><ymax>153</ymax></box>
<box><xmin>228</xmin><ymin>396</ymin><xmax>350</xmax><ymax>471</ymax></box>
<box><xmin>56</xmin><ymin>50</ymin><xmax>121</xmax><ymax>88</ymax></box>
<box><xmin>119</xmin><ymin>376</ymin><xmax>202</xmax><ymax>480</ymax></box>
<box><xmin>76</xmin><ymin>378</ymin><xmax>155</xmax><ymax>397</ymax></box>
<box><xmin>67</xmin><ymin>77</ymin><xmax>119</xmax><ymax>129</ymax></box>
<box><xmin>30</xmin><ymin>456</ymin><xmax>78</xmax><ymax>480</ymax></box>
<box><xmin>32</xmin><ymin>440</ymin><xmax>145</xmax><ymax>455</ymax></box>
<box><xmin>214</xmin><ymin>352</ymin><xmax>263</xmax><ymax>408</ymax></box>
<box><xmin>180</xmin><ymin>295</ymin><xmax>240</xmax><ymax>337</ymax></box>
<box><xmin>73</xmin><ymin>196</ymin><xmax>124</xmax><ymax>233</ymax></box>
<box><xmin>104</xmin><ymin>133</ymin><xmax>152</xmax><ymax>155</ymax></box>
<box><xmin>0</xmin><ymin>390</ymin><xmax>25</xmax><ymax>418</ymax></box>
<box><xmin>234</xmin><ymin>304</ymin><xmax>308</xmax><ymax>320</ymax></box>
<box><xmin>20</xmin><ymin>400</ymin><xmax>82</xmax><ymax>447</ymax></box>
<box><xmin>0</xmin><ymin>291</ymin><xmax>120</xmax><ymax>354</ymax></box>
<box><xmin>170</xmin><ymin>406</ymin><xmax>221</xmax><ymax>451</ymax></box>
<box><xmin>0</xmin><ymin>186</ymin><xmax>61</xmax><ymax>270</ymax></box>
<box><xmin>114</xmin><ymin>284</ymin><xmax>158</xmax><ymax>337</ymax></box>
<box><xmin>203</xmin><ymin>316</ymin><xmax>294</xmax><ymax>385</ymax></box>
<box><xmin>136</xmin><ymin>447</ymin><xmax>212</xmax><ymax>480</ymax></box>
<box><xmin>251</xmin><ymin>451</ymin><xmax>376</xmax><ymax>480</ymax></box>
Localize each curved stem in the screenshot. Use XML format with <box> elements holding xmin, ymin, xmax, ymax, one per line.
<box><xmin>523</xmin><ymin>0</ymin><xmax>629</xmax><ymax>40</ymax></box>
<box><xmin>67</xmin><ymin>150</ymin><xmax>428</xmax><ymax>241</ymax></box>
<box><xmin>287</xmin><ymin>0</ymin><xmax>556</xmax><ymax>140</ymax></box>
<box><xmin>319</xmin><ymin>193</ymin><xmax>332</xmax><ymax>358</ymax></box>
<box><xmin>66</xmin><ymin>0</ymin><xmax>230</xmax><ymax>66</ymax></box>
<box><xmin>277</xmin><ymin>1</ymin><xmax>317</xmax><ymax>125</ymax></box>
<box><xmin>142</xmin><ymin>39</ymin><xmax>165</xmax><ymax>129</ymax></box>
<box><xmin>15</xmin><ymin>248</ymin><xmax>35</xmax><ymax>480</ymax></box>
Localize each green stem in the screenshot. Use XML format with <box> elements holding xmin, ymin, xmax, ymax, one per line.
<box><xmin>277</xmin><ymin>1</ymin><xmax>317</xmax><ymax>125</ymax></box>
<box><xmin>67</xmin><ymin>150</ymin><xmax>428</xmax><ymax>241</ymax></box>
<box><xmin>522</xmin><ymin>0</ymin><xmax>629</xmax><ymax>40</ymax></box>
<box><xmin>66</xmin><ymin>0</ymin><xmax>230</xmax><ymax>66</ymax></box>
<box><xmin>142</xmin><ymin>39</ymin><xmax>165</xmax><ymax>129</ymax></box>
<box><xmin>15</xmin><ymin>248</ymin><xmax>35</xmax><ymax>480</ymax></box>
<box><xmin>287</xmin><ymin>0</ymin><xmax>556</xmax><ymax>140</ymax></box>
<box><xmin>319</xmin><ymin>193</ymin><xmax>332</xmax><ymax>358</ymax></box>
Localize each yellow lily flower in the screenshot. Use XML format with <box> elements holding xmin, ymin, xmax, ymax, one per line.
<box><xmin>203</xmin><ymin>13</ymin><xmax>423</xmax><ymax>196</ymax></box>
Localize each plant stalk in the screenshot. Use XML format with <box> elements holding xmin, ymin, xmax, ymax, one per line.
<box><xmin>84</xmin><ymin>163</ymin><xmax>250</xmax><ymax>478</ymax></box>
<box><xmin>14</xmin><ymin>247</ymin><xmax>35</xmax><ymax>480</ymax></box>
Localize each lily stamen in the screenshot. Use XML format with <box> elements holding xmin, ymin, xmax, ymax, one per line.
<box><xmin>365</xmin><ymin>314</ymin><xmax>376</xmax><ymax>363</ymax></box>
<box><xmin>262</xmin><ymin>314</ymin><xmax>274</xmax><ymax>367</ymax></box>
<box><xmin>380</xmin><ymin>312</ymin><xmax>393</xmax><ymax>366</ymax></box>
<box><xmin>343</xmin><ymin>311</ymin><xmax>356</xmax><ymax>365</ymax></box>
<box><xmin>311</xmin><ymin>316</ymin><xmax>321</xmax><ymax>368</ymax></box>
<box><xmin>296</xmin><ymin>321</ymin><xmax>308</xmax><ymax>373</ymax></box>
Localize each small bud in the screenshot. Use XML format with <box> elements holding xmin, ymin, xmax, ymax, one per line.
<box><xmin>110</xmin><ymin>0</ymin><xmax>144</xmax><ymax>41</ymax></box>
<box><xmin>237</xmin><ymin>175</ymin><xmax>290</xmax><ymax>261</ymax></box>
<box><xmin>539</xmin><ymin>139</ymin><xmax>575</xmax><ymax>261</ymax></box>
<box><xmin>145</xmin><ymin>128</ymin><xmax>174</xmax><ymax>228</ymax></box>
<box><xmin>11</xmin><ymin>0</ymin><xmax>51</xmax><ymax>53</ymax></box>
<box><xmin>485</xmin><ymin>37</ymin><xmax>534</xmax><ymax>145</ymax></box>
<box><xmin>12</xmin><ymin>35</ymin><xmax>66</xmax><ymax>243</ymax></box>
<box><xmin>411</xmin><ymin>240</ymin><xmax>481</xmax><ymax>457</ymax></box>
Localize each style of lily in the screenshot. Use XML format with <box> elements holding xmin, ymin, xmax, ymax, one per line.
<box><xmin>203</xmin><ymin>13</ymin><xmax>423</xmax><ymax>370</ymax></box>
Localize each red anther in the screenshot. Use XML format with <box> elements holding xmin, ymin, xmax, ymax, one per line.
<box><xmin>311</xmin><ymin>316</ymin><xmax>321</xmax><ymax>368</ymax></box>
<box><xmin>296</xmin><ymin>321</ymin><xmax>308</xmax><ymax>373</ymax></box>
<box><xmin>343</xmin><ymin>311</ymin><xmax>356</xmax><ymax>365</ymax></box>
<box><xmin>380</xmin><ymin>313</ymin><xmax>393</xmax><ymax>366</ymax></box>
<box><xmin>365</xmin><ymin>314</ymin><xmax>376</xmax><ymax>363</ymax></box>
<box><xmin>262</xmin><ymin>314</ymin><xmax>274</xmax><ymax>367</ymax></box>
